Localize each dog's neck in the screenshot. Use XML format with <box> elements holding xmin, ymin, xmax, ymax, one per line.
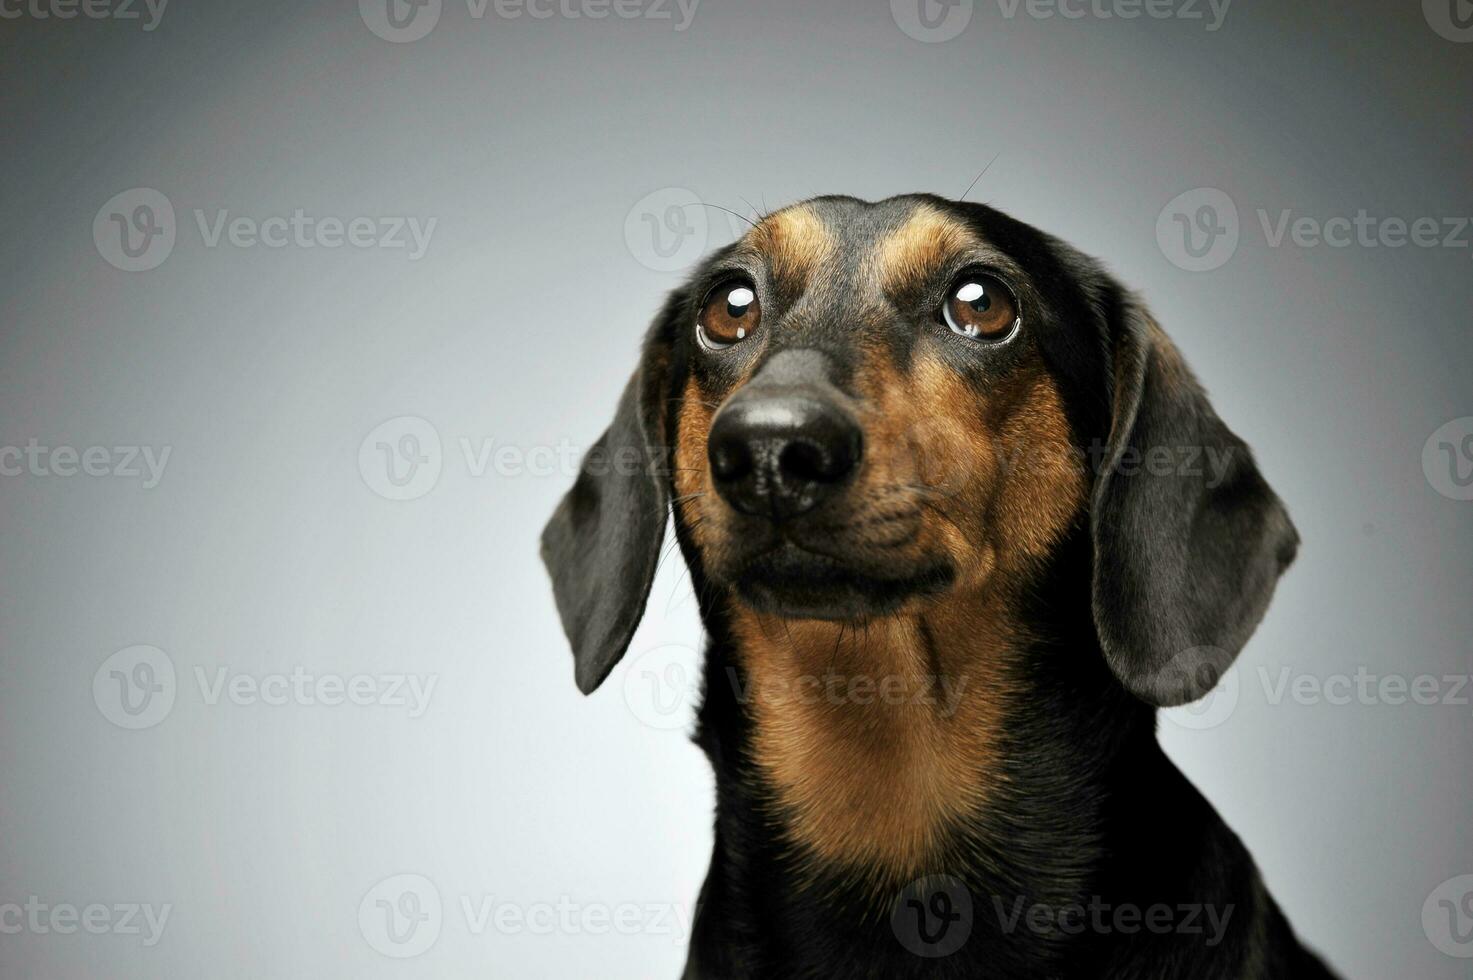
<box><xmin>724</xmin><ymin>586</ymin><xmax>1028</xmax><ymax>883</ymax></box>
<box><xmin>696</xmin><ymin>535</ymin><xmax>1154</xmax><ymax>902</ymax></box>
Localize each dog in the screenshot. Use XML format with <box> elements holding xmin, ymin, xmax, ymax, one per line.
<box><xmin>542</xmin><ymin>194</ymin><xmax>1336</xmax><ymax>978</ymax></box>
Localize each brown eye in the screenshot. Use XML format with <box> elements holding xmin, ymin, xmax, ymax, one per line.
<box><xmin>941</xmin><ymin>273</ymin><xmax>1019</xmax><ymax>342</ymax></box>
<box><xmin>697</xmin><ymin>279</ymin><xmax>761</xmax><ymax>350</ymax></box>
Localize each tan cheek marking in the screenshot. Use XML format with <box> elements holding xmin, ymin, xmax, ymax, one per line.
<box><xmin>674</xmin><ymin>378</ymin><xmax>716</xmax><ymax>553</ymax></box>
<box><xmin>900</xmin><ymin>355</ymin><xmax>1005</xmax><ymax>585</ymax></box>
<box><xmin>896</xmin><ymin>353</ymin><xmax>1086</xmax><ymax>581</ymax></box>
<box><xmin>748</xmin><ymin>205</ymin><xmax>832</xmax><ymax>291</ymax></box>
<box><xmin>872</xmin><ymin>204</ymin><xmax>979</xmax><ymax>295</ymax></box>
<box><xmin>985</xmin><ymin>371</ymin><xmax>1088</xmax><ymax>569</ymax></box>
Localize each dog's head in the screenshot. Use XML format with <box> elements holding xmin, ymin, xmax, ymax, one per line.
<box><xmin>542</xmin><ymin>195</ymin><xmax>1297</xmax><ymax>706</ymax></box>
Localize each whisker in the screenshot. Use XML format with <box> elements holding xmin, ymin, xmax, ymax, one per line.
<box><xmin>959</xmin><ymin>151</ymin><xmax>1001</xmax><ymax>203</ymax></box>
<box><xmin>665</xmin><ymin>559</ymin><xmax>697</xmax><ymax>612</ymax></box>
<box><xmin>653</xmin><ymin>536</ymin><xmax>683</xmax><ymax>578</ymax></box>
<box><xmin>737</xmin><ymin>196</ymin><xmax>767</xmax><ymax>224</ymax></box>
<box><xmin>691</xmin><ymin>201</ymin><xmax>757</xmax><ymax>230</ymax></box>
<box><xmin>828</xmin><ymin>622</ymin><xmax>848</xmax><ymax>673</ymax></box>
<box><xmin>653</xmin><ymin>516</ymin><xmax>699</xmax><ymax>578</ymax></box>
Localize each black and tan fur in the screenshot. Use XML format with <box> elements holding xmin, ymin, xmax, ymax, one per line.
<box><xmin>541</xmin><ymin>195</ymin><xmax>1334</xmax><ymax>978</ymax></box>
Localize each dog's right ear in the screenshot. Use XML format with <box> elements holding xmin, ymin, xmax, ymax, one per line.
<box><xmin>540</xmin><ymin>292</ymin><xmax>683</xmax><ymax>694</ymax></box>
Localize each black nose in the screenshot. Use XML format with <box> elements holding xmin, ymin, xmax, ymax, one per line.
<box><xmin>707</xmin><ymin>393</ymin><xmax>863</xmax><ymax>521</ymax></box>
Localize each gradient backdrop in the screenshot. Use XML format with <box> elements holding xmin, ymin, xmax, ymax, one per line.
<box><xmin>2</xmin><ymin>0</ymin><xmax>1471</xmax><ymax>976</ymax></box>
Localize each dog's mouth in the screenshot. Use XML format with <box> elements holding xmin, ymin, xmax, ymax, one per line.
<box><xmin>732</xmin><ymin>541</ymin><xmax>955</xmax><ymax>621</ymax></box>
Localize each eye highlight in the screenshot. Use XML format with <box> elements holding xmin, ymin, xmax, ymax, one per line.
<box><xmin>697</xmin><ymin>278</ymin><xmax>761</xmax><ymax>351</ymax></box>
<box><xmin>940</xmin><ymin>272</ymin><xmax>1019</xmax><ymax>342</ymax></box>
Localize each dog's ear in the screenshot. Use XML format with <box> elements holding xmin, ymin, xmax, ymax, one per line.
<box><xmin>540</xmin><ymin>293</ymin><xmax>682</xmax><ymax>694</ymax></box>
<box><xmin>1090</xmin><ymin>296</ymin><xmax>1299</xmax><ymax>707</ymax></box>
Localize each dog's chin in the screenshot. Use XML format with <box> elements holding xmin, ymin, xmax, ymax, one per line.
<box><xmin>730</xmin><ymin>543</ymin><xmax>954</xmax><ymax>621</ymax></box>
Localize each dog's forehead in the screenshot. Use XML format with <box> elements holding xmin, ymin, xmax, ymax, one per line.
<box><xmin>737</xmin><ymin>196</ymin><xmax>987</xmax><ymax>299</ymax></box>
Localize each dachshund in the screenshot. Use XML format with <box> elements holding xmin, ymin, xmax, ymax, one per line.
<box><xmin>542</xmin><ymin>194</ymin><xmax>1335</xmax><ymax>979</ymax></box>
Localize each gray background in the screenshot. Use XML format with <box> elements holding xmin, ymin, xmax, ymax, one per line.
<box><xmin>1</xmin><ymin>0</ymin><xmax>1470</xmax><ymax>976</ymax></box>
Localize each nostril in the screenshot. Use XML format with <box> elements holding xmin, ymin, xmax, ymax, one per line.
<box><xmin>709</xmin><ymin>434</ymin><xmax>753</xmax><ymax>483</ymax></box>
<box><xmin>779</xmin><ymin>427</ymin><xmax>860</xmax><ymax>485</ymax></box>
<box><xmin>778</xmin><ymin>440</ymin><xmax>829</xmax><ymax>484</ymax></box>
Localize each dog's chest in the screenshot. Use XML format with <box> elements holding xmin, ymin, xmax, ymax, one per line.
<box><xmin>729</xmin><ymin>604</ymin><xmax>1020</xmax><ymax>880</ymax></box>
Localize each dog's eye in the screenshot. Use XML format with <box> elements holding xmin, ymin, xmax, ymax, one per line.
<box><xmin>697</xmin><ymin>279</ymin><xmax>761</xmax><ymax>351</ymax></box>
<box><xmin>941</xmin><ymin>273</ymin><xmax>1019</xmax><ymax>342</ymax></box>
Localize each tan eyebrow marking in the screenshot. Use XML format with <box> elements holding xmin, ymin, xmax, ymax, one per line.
<box><xmin>746</xmin><ymin>205</ymin><xmax>833</xmax><ymax>290</ymax></box>
<box><xmin>872</xmin><ymin>203</ymin><xmax>981</xmax><ymax>294</ymax></box>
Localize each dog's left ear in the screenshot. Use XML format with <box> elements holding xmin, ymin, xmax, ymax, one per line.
<box><xmin>1090</xmin><ymin>297</ymin><xmax>1299</xmax><ymax>707</ymax></box>
<box><xmin>540</xmin><ymin>295</ymin><xmax>680</xmax><ymax>695</ymax></box>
